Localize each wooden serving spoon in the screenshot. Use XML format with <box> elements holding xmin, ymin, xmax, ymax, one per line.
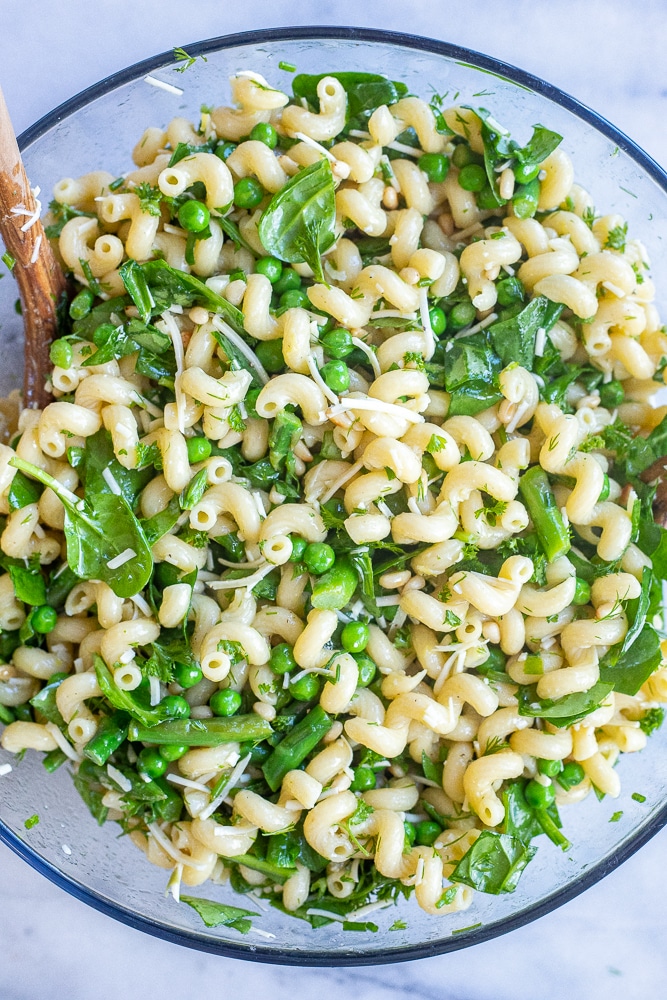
<box><xmin>0</xmin><ymin>86</ymin><xmax>66</xmax><ymax>409</ymax></box>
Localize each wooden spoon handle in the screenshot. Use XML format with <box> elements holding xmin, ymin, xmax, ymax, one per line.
<box><xmin>0</xmin><ymin>86</ymin><xmax>67</xmax><ymax>409</ymax></box>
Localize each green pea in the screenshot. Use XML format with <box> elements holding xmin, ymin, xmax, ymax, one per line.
<box><xmin>288</xmin><ymin>535</ymin><xmax>308</xmax><ymax>562</ymax></box>
<box><xmin>537</xmin><ymin>758</ymin><xmax>563</xmax><ymax>778</ymax></box>
<box><xmin>303</xmin><ymin>542</ymin><xmax>336</xmax><ymax>575</ymax></box>
<box><xmin>448</xmin><ymin>300</ymin><xmax>477</xmax><ymax>330</ymax></box>
<box><xmin>404</xmin><ymin>821</ymin><xmax>417</xmax><ymax>847</ymax></box>
<box><xmin>573</xmin><ymin>578</ymin><xmax>591</xmax><ymax>606</ymax></box>
<box><xmin>420</xmin><ymin>153</ymin><xmax>449</xmax><ymax>183</ymax></box>
<box><xmin>186</xmin><ymin>436</ymin><xmax>212</xmax><ymax>463</ymax></box>
<box><xmin>159</xmin><ymin>743</ymin><xmax>189</xmax><ymax>761</ymax></box>
<box><xmin>598</xmin><ymin>474</ymin><xmax>610</xmax><ymax>503</ymax></box>
<box><xmin>496</xmin><ymin>276</ymin><xmax>525</xmax><ymax>306</ymax></box>
<box><xmin>524</xmin><ymin>778</ymin><xmax>555</xmax><ymax>809</ymax></box>
<box><xmin>599</xmin><ymin>379</ymin><xmax>625</xmax><ymax>408</ymax></box>
<box><xmin>215</xmin><ymin>141</ymin><xmax>237</xmax><ymax>161</ymax></box>
<box><xmin>350</xmin><ymin>765</ymin><xmax>376</xmax><ymax>791</ymax></box>
<box><xmin>255</xmin><ymin>256</ymin><xmax>283</xmax><ymax>283</ymax></box>
<box><xmin>476</xmin><ymin>184</ymin><xmax>506</xmax><ymax>211</ymax></box>
<box><xmin>458</xmin><ymin>163</ymin><xmax>487</xmax><ymax>192</ymax></box>
<box><xmin>558</xmin><ymin>761</ymin><xmax>586</xmax><ymax>789</ymax></box>
<box><xmin>30</xmin><ymin>605</ymin><xmax>58</xmax><ymax>634</ymax></box>
<box><xmin>341</xmin><ymin>621</ymin><xmax>370</xmax><ymax>653</ymax></box>
<box><xmin>249</xmin><ymin>122</ymin><xmax>278</xmax><ymax>149</ymax></box>
<box><xmin>93</xmin><ymin>323</ymin><xmax>117</xmax><ymax>347</ymax></box>
<box><xmin>69</xmin><ymin>287</ymin><xmax>95</xmax><ymax>320</ymax></box>
<box><xmin>279</xmin><ymin>288</ymin><xmax>310</xmax><ymax>310</ymax></box>
<box><xmin>415</xmin><ymin>820</ymin><xmax>442</xmax><ymax>846</ymax></box>
<box><xmin>49</xmin><ymin>338</ymin><xmax>73</xmax><ymax>369</ymax></box>
<box><xmin>137</xmin><ymin>747</ymin><xmax>168</xmax><ymax>779</ymax></box>
<box><xmin>233</xmin><ymin>177</ymin><xmax>265</xmax><ymax>209</ymax></box>
<box><xmin>322</xmin><ymin>327</ymin><xmax>354</xmax><ymax>359</ymax></box>
<box><xmin>177</xmin><ymin>199</ymin><xmax>210</xmax><ymax>233</ymax></box>
<box><xmin>451</xmin><ymin>144</ymin><xmax>482</xmax><ymax>169</ymax></box>
<box><xmin>311</xmin><ymin>557</ymin><xmax>358</xmax><ymax>611</ymax></box>
<box><xmin>353</xmin><ymin>653</ymin><xmax>377</xmax><ymax>687</ymax></box>
<box><xmin>210</xmin><ymin>688</ymin><xmax>242</xmax><ymax>717</ymax></box>
<box><xmin>514</xmin><ymin>161</ymin><xmax>541</xmax><ymax>185</ymax></box>
<box><xmin>289</xmin><ymin>672</ymin><xmax>321</xmax><ymax>702</ymax></box>
<box><xmin>173</xmin><ymin>661</ymin><xmax>203</xmax><ymax>689</ymax></box>
<box><xmin>159</xmin><ymin>695</ymin><xmax>191</xmax><ymax>720</ymax></box>
<box><xmin>512</xmin><ymin>178</ymin><xmax>541</xmax><ymax>220</ymax></box>
<box><xmin>269</xmin><ymin>642</ymin><xmax>297</xmax><ymax>675</ymax></box>
<box><xmin>273</xmin><ymin>268</ymin><xmax>302</xmax><ymax>294</ymax></box>
<box><xmin>428</xmin><ymin>306</ymin><xmax>447</xmax><ymax>336</ymax></box>
<box><xmin>255</xmin><ymin>339</ymin><xmax>286</xmax><ymax>373</ymax></box>
<box><xmin>321</xmin><ymin>359</ymin><xmax>350</xmax><ymax>394</ymax></box>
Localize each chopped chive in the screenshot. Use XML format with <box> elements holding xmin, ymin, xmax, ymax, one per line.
<box><xmin>109</xmin><ymin>176</ymin><xmax>125</xmax><ymax>191</ymax></box>
<box><xmin>631</xmin><ymin>792</ymin><xmax>646</xmax><ymax>803</ymax></box>
<box><xmin>278</xmin><ymin>61</ymin><xmax>296</xmax><ymax>72</ymax></box>
<box><xmin>24</xmin><ymin>814</ymin><xmax>40</xmax><ymax>829</ymax></box>
<box><xmin>609</xmin><ymin>811</ymin><xmax>623</xmax><ymax>822</ymax></box>
<box><xmin>452</xmin><ymin>922</ymin><xmax>483</xmax><ymax>935</ymax></box>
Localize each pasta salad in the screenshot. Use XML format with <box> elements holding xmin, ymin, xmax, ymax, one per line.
<box><xmin>1</xmin><ymin>62</ymin><xmax>667</xmax><ymax>932</ymax></box>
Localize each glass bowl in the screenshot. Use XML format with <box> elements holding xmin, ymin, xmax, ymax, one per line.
<box><xmin>1</xmin><ymin>26</ymin><xmax>667</xmax><ymax>966</ymax></box>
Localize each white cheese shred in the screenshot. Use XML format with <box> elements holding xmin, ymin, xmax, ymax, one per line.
<box><xmin>144</xmin><ymin>75</ymin><xmax>184</xmax><ymax>96</ymax></box>
<box><xmin>106</xmin><ymin>548</ymin><xmax>137</xmax><ymax>570</ymax></box>
<box><xmin>149</xmin><ymin>676</ymin><xmax>161</xmax><ymax>707</ymax></box>
<box><xmin>29</xmin><ymin>234</ymin><xmax>42</xmax><ymax>265</ymax></box>
<box><xmin>0</xmin><ymin>763</ymin><xmax>12</xmax><ymax>777</ymax></box>
<box><xmin>159</xmin><ymin>311</ymin><xmax>186</xmax><ymax>434</ymax></box>
<box><xmin>107</xmin><ymin>764</ymin><xmax>132</xmax><ymax>793</ymax></box>
<box><xmin>199</xmin><ymin>752</ymin><xmax>253</xmax><ymax>821</ymax></box>
<box><xmin>418</xmin><ymin>287</ymin><xmax>435</xmax><ymax>359</ymax></box>
<box><xmin>210</xmin><ymin>316</ymin><xmax>270</xmax><ymax>385</ymax></box>
<box><xmin>102</xmin><ymin>467</ymin><xmax>122</xmax><ymax>496</ymax></box>
<box><xmin>330</xmin><ymin>397</ymin><xmax>424</xmax><ymax>424</ymax></box>
<box><xmin>350</xmin><ymin>337</ymin><xmax>381</xmax><ymax>378</ymax></box>
<box><xmin>306</xmin><ymin>354</ymin><xmax>339</xmax><ymax>405</ymax></box>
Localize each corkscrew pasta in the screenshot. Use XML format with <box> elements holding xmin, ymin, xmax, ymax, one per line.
<box><xmin>1</xmin><ymin>64</ymin><xmax>666</xmax><ymax>931</ymax></box>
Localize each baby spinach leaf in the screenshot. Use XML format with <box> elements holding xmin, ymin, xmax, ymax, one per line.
<box><xmin>6</xmin><ymin>559</ymin><xmax>46</xmax><ymax>607</ymax></box>
<box><xmin>71</xmin><ymin>295</ymin><xmax>128</xmax><ymax>341</ymax></box>
<box><xmin>119</xmin><ymin>258</ymin><xmax>247</xmax><ymax>337</ymax></box>
<box><xmin>72</xmin><ymin>758</ymin><xmax>109</xmax><ymax>826</ymax></box>
<box><xmin>620</xmin><ymin>568</ymin><xmax>652</xmax><ymax>655</ymax></box>
<box><xmin>10</xmin><ymin>456</ymin><xmax>153</xmax><ymax>599</ymax></box>
<box><xmin>447</xmin><ymin>381</ymin><xmax>504</xmax><ymax>416</ymax></box>
<box><xmin>487</xmin><ymin>296</ymin><xmax>563</xmax><ymax>370</ymax></box>
<box><xmin>468</xmin><ymin>108</ymin><xmax>562</xmax><ymax>199</ymax></box>
<box><xmin>518</xmin><ymin>680</ymin><xmax>614</xmax><ymax>727</ymax></box>
<box><xmin>514</xmin><ymin>125</ymin><xmax>563</xmax><ymax>172</ymax></box>
<box><xmin>503</xmin><ymin>780</ymin><xmax>569</xmax><ymax>850</ymax></box>
<box><xmin>258</xmin><ymin>159</ymin><xmax>336</xmax><ymax>283</ymax></box>
<box><xmin>46</xmin><ymin>565</ymin><xmax>79</xmax><ymax>609</ymax></box>
<box><xmin>30</xmin><ymin>674</ymin><xmax>66</xmax><ymax>726</ymax></box>
<box><xmin>145</xmin><ymin>623</ymin><xmax>197</xmax><ymax>683</ymax></box>
<box><xmin>94</xmin><ymin>655</ymin><xmax>162</xmax><ymax>727</ymax></box>
<box><xmin>445</xmin><ymin>330</ymin><xmax>502</xmax><ymax>390</ymax></box>
<box><xmin>292</xmin><ymin>71</ymin><xmax>407</xmax><ymax>123</ymax></box>
<box><xmin>266</xmin><ymin>824</ymin><xmax>328</xmax><ymax>874</ymax></box>
<box><xmin>599</xmin><ymin>624</ymin><xmax>662</xmax><ymax>696</ymax></box>
<box><xmin>451</xmin><ymin>830</ymin><xmax>537</xmax><ymax>894</ymax></box>
<box><xmin>180</xmin><ymin>895</ymin><xmax>258</xmax><ymax>934</ymax></box>
<box><xmin>141</xmin><ymin>496</ymin><xmax>181</xmax><ymax>546</ymax></box>
<box><xmin>7</xmin><ymin>470</ymin><xmax>43</xmax><ymax>511</ymax></box>
<box><xmin>73</xmin><ymin>429</ymin><xmax>152</xmax><ymax>508</ymax></box>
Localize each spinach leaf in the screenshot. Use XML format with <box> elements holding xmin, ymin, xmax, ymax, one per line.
<box><xmin>7</xmin><ymin>471</ymin><xmax>43</xmax><ymax>511</ymax></box>
<box><xmin>180</xmin><ymin>895</ymin><xmax>258</xmax><ymax>934</ymax></box>
<box><xmin>11</xmin><ymin>457</ymin><xmax>153</xmax><ymax>599</ymax></box>
<box><xmin>258</xmin><ymin>159</ymin><xmax>336</xmax><ymax>283</ymax></box>
<box><xmin>71</xmin><ymin>428</ymin><xmax>152</xmax><ymax>508</ymax></box>
<box><xmin>144</xmin><ymin>624</ymin><xmax>197</xmax><ymax>683</ymax></box>
<box><xmin>620</xmin><ymin>568</ymin><xmax>652</xmax><ymax>655</ymax></box>
<box><xmin>71</xmin><ymin>295</ymin><xmax>129</xmax><ymax>340</ymax></box>
<box><xmin>518</xmin><ymin>680</ymin><xmax>614</xmax><ymax>727</ymax></box>
<box><xmin>444</xmin><ymin>329</ymin><xmax>504</xmax><ymax>417</ymax></box>
<box><xmin>46</xmin><ymin>565</ymin><xmax>79</xmax><ymax>609</ymax></box>
<box><xmin>30</xmin><ymin>675</ymin><xmax>66</xmax><ymax>726</ymax></box>
<box><xmin>94</xmin><ymin>655</ymin><xmax>162</xmax><ymax>726</ymax></box>
<box><xmin>210</xmin><ymin>327</ymin><xmax>265</xmax><ymax>389</ymax></box>
<box><xmin>292</xmin><ymin>71</ymin><xmax>408</xmax><ymax>124</ymax></box>
<box><xmin>266</xmin><ymin>824</ymin><xmax>328</xmax><ymax>874</ymax></box>
<box><xmin>468</xmin><ymin>108</ymin><xmax>562</xmax><ymax>200</ymax></box>
<box><xmin>451</xmin><ymin>830</ymin><xmax>537</xmax><ymax>894</ymax></box>
<box><xmin>72</xmin><ymin>758</ymin><xmax>108</xmax><ymax>825</ymax></box>
<box><xmin>514</xmin><ymin>125</ymin><xmax>564</xmax><ymax>172</ymax></box>
<box><xmin>120</xmin><ymin>259</ymin><xmax>247</xmax><ymax>337</ymax></box>
<box><xmin>447</xmin><ymin>381</ymin><xmax>504</xmax><ymax>417</ymax></box>
<box><xmin>141</xmin><ymin>496</ymin><xmax>184</xmax><ymax>547</ymax></box>
<box><xmin>4</xmin><ymin>557</ymin><xmax>46</xmax><ymax>606</ymax></box>
<box><xmin>503</xmin><ymin>780</ymin><xmax>569</xmax><ymax>850</ymax></box>
<box><xmin>599</xmin><ymin>624</ymin><xmax>662</xmax><ymax>696</ymax></box>
<box><xmin>487</xmin><ymin>296</ymin><xmax>563</xmax><ymax>370</ymax></box>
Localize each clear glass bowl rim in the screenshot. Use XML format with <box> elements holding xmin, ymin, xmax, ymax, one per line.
<box><xmin>3</xmin><ymin>23</ymin><xmax>667</xmax><ymax>966</ymax></box>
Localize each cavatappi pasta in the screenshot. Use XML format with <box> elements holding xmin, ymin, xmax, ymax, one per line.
<box><xmin>1</xmin><ymin>66</ymin><xmax>667</xmax><ymax>927</ymax></box>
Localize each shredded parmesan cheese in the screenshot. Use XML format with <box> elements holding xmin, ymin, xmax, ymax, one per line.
<box><xmin>144</xmin><ymin>75</ymin><xmax>184</xmax><ymax>96</ymax></box>
<box><xmin>306</xmin><ymin>354</ymin><xmax>339</xmax><ymax>405</ymax></box>
<box><xmin>159</xmin><ymin>311</ymin><xmax>186</xmax><ymax>433</ymax></box>
<box><xmin>106</xmin><ymin>548</ymin><xmax>137</xmax><ymax>570</ymax></box>
<box><xmin>0</xmin><ymin>763</ymin><xmax>12</xmax><ymax>777</ymax></box>
<box><xmin>199</xmin><ymin>752</ymin><xmax>253</xmax><ymax>820</ymax></box>
<box><xmin>29</xmin><ymin>234</ymin><xmax>42</xmax><ymax>265</ymax></box>
<box><xmin>45</xmin><ymin>722</ymin><xmax>82</xmax><ymax>763</ymax></box>
<box><xmin>210</xmin><ymin>316</ymin><xmax>270</xmax><ymax>385</ymax></box>
<box><xmin>102</xmin><ymin>467</ymin><xmax>122</xmax><ymax>496</ymax></box>
<box><xmin>107</xmin><ymin>764</ymin><xmax>132</xmax><ymax>792</ymax></box>
<box><xmin>329</xmin><ymin>398</ymin><xmax>424</xmax><ymax>424</ymax></box>
<box><xmin>350</xmin><ymin>337</ymin><xmax>381</xmax><ymax>378</ymax></box>
<box><xmin>149</xmin><ymin>676</ymin><xmax>161</xmax><ymax>706</ymax></box>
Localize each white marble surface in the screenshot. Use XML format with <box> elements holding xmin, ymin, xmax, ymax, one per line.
<box><xmin>2</xmin><ymin>1</ymin><xmax>667</xmax><ymax>997</ymax></box>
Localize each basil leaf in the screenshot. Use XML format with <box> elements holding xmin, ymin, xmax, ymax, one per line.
<box><xmin>487</xmin><ymin>296</ymin><xmax>563</xmax><ymax>370</ymax></box>
<box><xmin>11</xmin><ymin>457</ymin><xmax>153</xmax><ymax>599</ymax></box>
<box><xmin>258</xmin><ymin>159</ymin><xmax>336</xmax><ymax>283</ymax></box>
<box><xmin>180</xmin><ymin>895</ymin><xmax>258</xmax><ymax>933</ymax></box>
<box><xmin>599</xmin><ymin>624</ymin><xmax>662</xmax><ymax>696</ymax></box>
<box><xmin>518</xmin><ymin>680</ymin><xmax>614</xmax><ymax>727</ymax></box>
<box><xmin>141</xmin><ymin>495</ymin><xmax>181</xmax><ymax>546</ymax></box>
<box><xmin>451</xmin><ymin>830</ymin><xmax>537</xmax><ymax>894</ymax></box>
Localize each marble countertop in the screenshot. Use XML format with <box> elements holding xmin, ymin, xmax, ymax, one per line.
<box><xmin>2</xmin><ymin>2</ymin><xmax>667</xmax><ymax>997</ymax></box>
